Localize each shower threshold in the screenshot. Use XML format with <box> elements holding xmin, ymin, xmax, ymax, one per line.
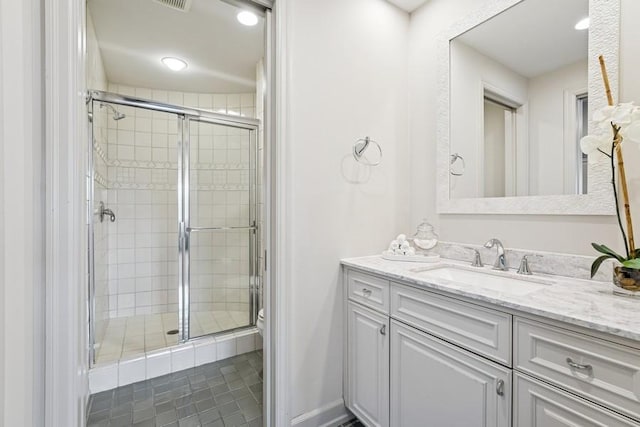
<box><xmin>89</xmin><ymin>319</ymin><xmax>261</xmax><ymax>394</ymax></box>
<box><xmin>94</xmin><ymin>310</ymin><xmax>251</xmax><ymax>365</ymax></box>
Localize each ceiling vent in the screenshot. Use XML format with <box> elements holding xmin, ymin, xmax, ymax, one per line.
<box><xmin>153</xmin><ymin>0</ymin><xmax>192</xmax><ymax>13</ymax></box>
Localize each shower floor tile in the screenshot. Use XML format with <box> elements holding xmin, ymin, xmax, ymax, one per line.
<box><xmin>87</xmin><ymin>350</ymin><xmax>263</xmax><ymax>427</ymax></box>
<box><xmin>96</xmin><ymin>310</ymin><xmax>251</xmax><ymax>365</ymax></box>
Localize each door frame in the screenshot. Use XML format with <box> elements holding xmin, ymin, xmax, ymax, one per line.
<box><xmin>44</xmin><ymin>1</ymin><xmax>291</xmax><ymax>427</ymax></box>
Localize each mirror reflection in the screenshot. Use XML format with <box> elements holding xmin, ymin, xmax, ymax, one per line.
<box><xmin>449</xmin><ymin>0</ymin><xmax>589</xmax><ymax>199</ymax></box>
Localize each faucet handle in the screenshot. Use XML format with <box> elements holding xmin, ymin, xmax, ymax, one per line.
<box><xmin>468</xmin><ymin>248</ymin><xmax>483</xmax><ymax>268</ymax></box>
<box><xmin>517</xmin><ymin>254</ymin><xmax>533</xmax><ymax>275</ymax></box>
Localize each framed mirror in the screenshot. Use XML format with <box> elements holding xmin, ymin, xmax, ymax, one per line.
<box><xmin>437</xmin><ymin>0</ymin><xmax>620</xmax><ymax>214</ymax></box>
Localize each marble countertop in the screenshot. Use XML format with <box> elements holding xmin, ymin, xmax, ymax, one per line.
<box><xmin>341</xmin><ymin>255</ymin><xmax>640</xmax><ymax>343</ymax></box>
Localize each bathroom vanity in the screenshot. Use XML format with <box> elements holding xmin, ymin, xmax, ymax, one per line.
<box><xmin>341</xmin><ymin>256</ymin><xmax>640</xmax><ymax>427</ymax></box>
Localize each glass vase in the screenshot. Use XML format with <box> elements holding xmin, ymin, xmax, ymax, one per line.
<box><xmin>613</xmin><ymin>266</ymin><xmax>640</xmax><ymax>296</ymax></box>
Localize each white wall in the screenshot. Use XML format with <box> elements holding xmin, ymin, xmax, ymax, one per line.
<box><xmin>286</xmin><ymin>0</ymin><xmax>409</xmax><ymax>421</ymax></box>
<box><xmin>0</xmin><ymin>0</ymin><xmax>45</xmax><ymax>425</ymax></box>
<box><xmin>87</xmin><ymin>10</ymin><xmax>107</xmax><ymax>92</ymax></box>
<box><xmin>408</xmin><ymin>0</ymin><xmax>639</xmax><ymax>256</ymax></box>
<box><xmin>619</xmin><ymin>0</ymin><xmax>640</xmax><ymax>242</ymax></box>
<box><xmin>0</xmin><ymin>2</ymin><xmax>5</xmax><ymax>422</ymax></box>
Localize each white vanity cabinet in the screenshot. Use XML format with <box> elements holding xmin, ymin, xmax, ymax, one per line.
<box><xmin>390</xmin><ymin>320</ymin><xmax>511</xmax><ymax>427</ymax></box>
<box><xmin>345</xmin><ymin>268</ymin><xmax>511</xmax><ymax>427</ymax></box>
<box><xmin>346</xmin><ymin>301</ymin><xmax>389</xmax><ymax>427</ymax></box>
<box><xmin>343</xmin><ymin>266</ymin><xmax>640</xmax><ymax>427</ymax></box>
<box><xmin>515</xmin><ymin>317</ymin><xmax>640</xmax><ymax>424</ymax></box>
<box><xmin>345</xmin><ymin>269</ymin><xmax>391</xmax><ymax>427</ymax></box>
<box><xmin>514</xmin><ymin>373</ymin><xmax>639</xmax><ymax>427</ymax></box>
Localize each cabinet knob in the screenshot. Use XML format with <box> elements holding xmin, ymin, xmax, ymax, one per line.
<box><xmin>496</xmin><ymin>379</ymin><xmax>504</xmax><ymax>396</ymax></box>
<box><xmin>380</xmin><ymin>324</ymin><xmax>386</xmax><ymax>335</ymax></box>
<box><xmin>362</xmin><ymin>288</ymin><xmax>372</xmax><ymax>297</ymax></box>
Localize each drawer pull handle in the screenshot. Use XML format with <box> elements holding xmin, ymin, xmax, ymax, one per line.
<box><xmin>380</xmin><ymin>325</ymin><xmax>386</xmax><ymax>335</ymax></box>
<box><xmin>566</xmin><ymin>358</ymin><xmax>592</xmax><ymax>371</ymax></box>
<box><xmin>496</xmin><ymin>379</ymin><xmax>504</xmax><ymax>396</ymax></box>
<box><xmin>362</xmin><ymin>288</ymin><xmax>372</xmax><ymax>297</ymax></box>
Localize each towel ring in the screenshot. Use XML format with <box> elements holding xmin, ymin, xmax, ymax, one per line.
<box><xmin>353</xmin><ymin>136</ymin><xmax>382</xmax><ymax>166</ymax></box>
<box><xmin>450</xmin><ymin>153</ymin><xmax>465</xmax><ymax>176</ymax></box>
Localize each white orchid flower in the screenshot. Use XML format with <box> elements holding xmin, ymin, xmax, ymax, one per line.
<box><xmin>594</xmin><ymin>105</ymin><xmax>616</xmax><ymax>130</ymax></box>
<box><xmin>611</xmin><ymin>102</ymin><xmax>635</xmax><ymax>125</ymax></box>
<box><xmin>580</xmin><ymin>133</ymin><xmax>612</xmax><ymax>164</ymax></box>
<box><xmin>593</xmin><ymin>105</ymin><xmax>615</xmax><ymax>122</ymax></box>
<box><xmin>623</xmin><ymin>121</ymin><xmax>640</xmax><ymax>144</ymax></box>
<box><xmin>583</xmin><ymin>102</ymin><xmax>640</xmax><ymax>163</ymax></box>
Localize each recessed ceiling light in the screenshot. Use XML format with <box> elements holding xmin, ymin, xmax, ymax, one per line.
<box><xmin>161</xmin><ymin>57</ymin><xmax>188</xmax><ymax>71</ymax></box>
<box><xmin>237</xmin><ymin>10</ymin><xmax>258</xmax><ymax>26</ymax></box>
<box><xmin>575</xmin><ymin>17</ymin><xmax>590</xmax><ymax>30</ymax></box>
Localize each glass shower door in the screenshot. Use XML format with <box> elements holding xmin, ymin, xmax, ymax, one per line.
<box><xmin>183</xmin><ymin>117</ymin><xmax>257</xmax><ymax>339</ymax></box>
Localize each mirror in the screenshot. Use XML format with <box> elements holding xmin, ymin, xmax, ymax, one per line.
<box><xmin>438</xmin><ymin>0</ymin><xmax>619</xmax><ymax>214</ymax></box>
<box><xmin>450</xmin><ymin>0</ymin><xmax>588</xmax><ymax>198</ymax></box>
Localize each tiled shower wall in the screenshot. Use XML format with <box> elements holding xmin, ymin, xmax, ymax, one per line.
<box><xmin>102</xmin><ymin>83</ymin><xmax>256</xmax><ymax>318</ymax></box>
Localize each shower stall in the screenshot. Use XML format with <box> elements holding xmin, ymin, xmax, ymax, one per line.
<box><xmin>87</xmin><ymin>90</ymin><xmax>260</xmax><ymax>365</ymax></box>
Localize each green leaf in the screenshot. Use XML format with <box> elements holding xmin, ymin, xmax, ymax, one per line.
<box><xmin>591</xmin><ymin>255</ymin><xmax>613</xmax><ymax>278</ymax></box>
<box><xmin>591</xmin><ymin>243</ymin><xmax>626</xmax><ymax>262</ymax></box>
<box><xmin>622</xmin><ymin>258</ymin><xmax>640</xmax><ymax>269</ymax></box>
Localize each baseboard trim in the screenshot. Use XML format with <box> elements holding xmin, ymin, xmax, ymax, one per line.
<box><xmin>291</xmin><ymin>399</ymin><xmax>352</xmax><ymax>427</ymax></box>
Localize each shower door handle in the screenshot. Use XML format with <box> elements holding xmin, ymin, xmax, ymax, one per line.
<box><xmin>179</xmin><ymin>221</ymin><xmax>188</xmax><ymax>252</ymax></box>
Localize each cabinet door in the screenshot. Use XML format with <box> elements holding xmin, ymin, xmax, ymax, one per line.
<box><xmin>514</xmin><ymin>373</ymin><xmax>639</xmax><ymax>427</ymax></box>
<box><xmin>347</xmin><ymin>302</ymin><xmax>389</xmax><ymax>427</ymax></box>
<box><xmin>390</xmin><ymin>320</ymin><xmax>511</xmax><ymax>427</ymax></box>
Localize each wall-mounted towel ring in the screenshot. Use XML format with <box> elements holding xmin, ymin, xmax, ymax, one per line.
<box><xmin>353</xmin><ymin>136</ymin><xmax>382</xmax><ymax>166</ymax></box>
<box><xmin>450</xmin><ymin>153</ymin><xmax>465</xmax><ymax>176</ymax></box>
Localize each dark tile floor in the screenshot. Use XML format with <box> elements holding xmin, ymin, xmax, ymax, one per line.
<box><xmin>87</xmin><ymin>350</ymin><xmax>263</xmax><ymax>427</ymax></box>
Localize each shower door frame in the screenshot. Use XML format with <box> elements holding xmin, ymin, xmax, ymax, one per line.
<box><xmin>87</xmin><ymin>90</ymin><xmax>260</xmax><ymax>364</ymax></box>
<box><xmin>181</xmin><ymin>114</ymin><xmax>260</xmax><ymax>342</ymax></box>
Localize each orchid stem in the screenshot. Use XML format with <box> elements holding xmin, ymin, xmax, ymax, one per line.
<box><xmin>597</xmin><ymin>148</ymin><xmax>612</xmax><ymax>158</ymax></box>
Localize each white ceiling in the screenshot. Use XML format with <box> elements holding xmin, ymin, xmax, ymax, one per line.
<box><xmin>386</xmin><ymin>0</ymin><xmax>430</xmax><ymax>13</ymax></box>
<box><xmin>88</xmin><ymin>0</ymin><xmax>264</xmax><ymax>93</ymax></box>
<box><xmin>456</xmin><ymin>0</ymin><xmax>588</xmax><ymax>78</ymax></box>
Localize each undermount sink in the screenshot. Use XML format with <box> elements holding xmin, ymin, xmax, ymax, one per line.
<box><xmin>413</xmin><ymin>265</ymin><xmax>552</xmax><ymax>296</ymax></box>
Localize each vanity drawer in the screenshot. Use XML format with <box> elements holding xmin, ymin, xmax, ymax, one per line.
<box><xmin>514</xmin><ymin>373</ymin><xmax>640</xmax><ymax>427</ymax></box>
<box><xmin>515</xmin><ymin>317</ymin><xmax>640</xmax><ymax>421</ymax></box>
<box><xmin>347</xmin><ymin>270</ymin><xmax>389</xmax><ymax>313</ymax></box>
<box><xmin>390</xmin><ymin>283</ymin><xmax>512</xmax><ymax>366</ymax></box>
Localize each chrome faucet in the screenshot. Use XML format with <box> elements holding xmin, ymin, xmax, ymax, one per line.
<box><xmin>469</xmin><ymin>248</ymin><xmax>483</xmax><ymax>268</ymax></box>
<box><xmin>484</xmin><ymin>238</ymin><xmax>508</xmax><ymax>271</ymax></box>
